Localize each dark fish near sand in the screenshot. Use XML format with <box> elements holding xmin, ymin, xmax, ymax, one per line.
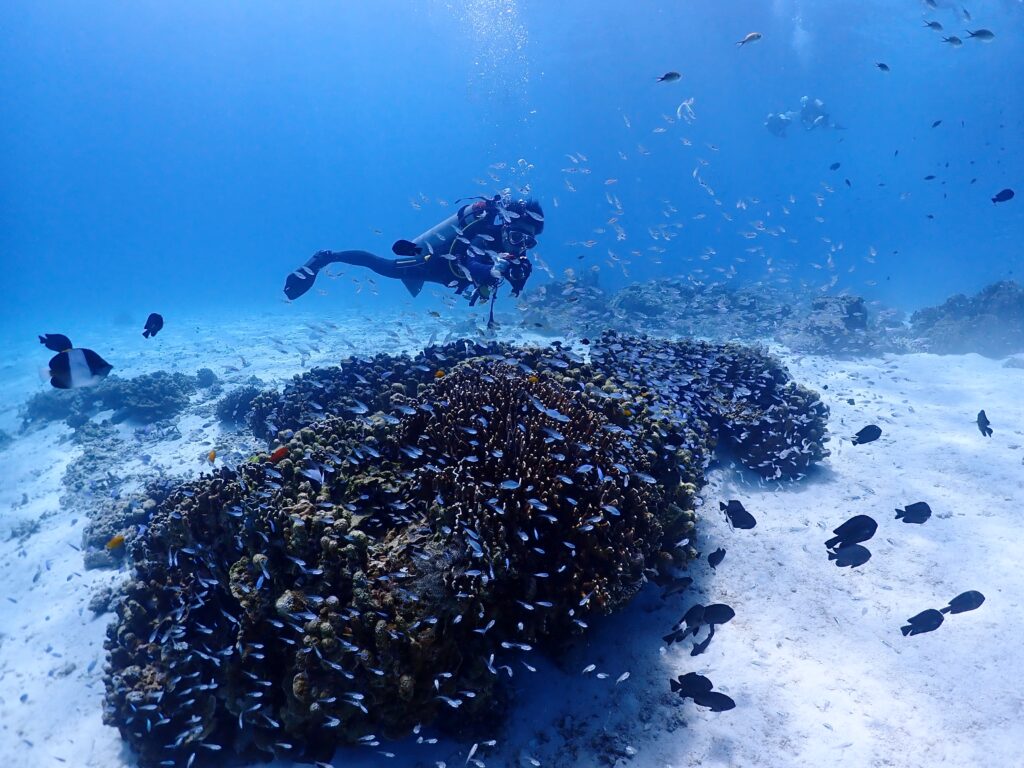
<box><xmin>46</xmin><ymin>348</ymin><xmax>113</xmax><ymax>389</ymax></box>
<box><xmin>901</xmin><ymin>609</ymin><xmax>944</xmax><ymax>636</ymax></box>
<box><xmin>690</xmin><ymin>628</ymin><xmax>715</xmax><ymax>657</ymax></box>
<box><xmin>692</xmin><ymin>691</ymin><xmax>736</xmax><ymax>712</ymax></box>
<box><xmin>991</xmin><ymin>188</ymin><xmax>1014</xmax><ymax>204</ymax></box>
<box><xmin>720</xmin><ymin>500</ymin><xmax>756</xmax><ymax>530</ymax></box>
<box><xmin>851</xmin><ymin>424</ymin><xmax>882</xmax><ymax>445</ymax></box>
<box><xmin>143</xmin><ymin>312</ymin><xmax>164</xmax><ymax>339</ymax></box>
<box><xmin>895</xmin><ymin>501</ymin><xmax>932</xmax><ymax>524</ymax></box>
<box><xmin>976</xmin><ymin>410</ymin><xmax>993</xmax><ymax>437</ymax></box>
<box><xmin>707</xmin><ymin>548</ymin><xmax>726</xmax><ymax>569</ymax></box>
<box><xmin>875</xmin><ymin>62</ymin><xmax>890</xmax><ymax>71</ymax></box>
<box><xmin>657</xmin><ymin>71</ymin><xmax>681</xmax><ymax>83</ymax></box>
<box><xmin>828</xmin><ymin>544</ymin><xmax>871</xmax><ymax>568</ymax></box>
<box><xmin>670</xmin><ymin>672</ymin><xmax>713</xmax><ymax>698</ymax></box>
<box><xmin>39</xmin><ymin>333</ymin><xmax>73</xmax><ymax>352</ymax></box>
<box><xmin>942</xmin><ymin>590</ymin><xmax>985</xmax><ymax>614</ymax></box>
<box><xmin>702</xmin><ymin>604</ymin><xmax>735</xmax><ymax>626</ymax></box>
<box><xmin>825</xmin><ymin>514</ymin><xmax>878</xmax><ymax>549</ymax></box>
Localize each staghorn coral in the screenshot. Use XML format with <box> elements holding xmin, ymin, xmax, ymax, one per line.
<box><xmin>103</xmin><ymin>335</ymin><xmax>828</xmax><ymax>766</ymax></box>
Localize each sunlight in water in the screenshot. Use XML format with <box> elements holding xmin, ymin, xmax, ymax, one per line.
<box><xmin>448</xmin><ymin>0</ymin><xmax>530</xmax><ymax>95</ymax></box>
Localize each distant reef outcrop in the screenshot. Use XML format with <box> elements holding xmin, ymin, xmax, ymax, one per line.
<box><xmin>910</xmin><ymin>281</ymin><xmax>1024</xmax><ymax>357</ymax></box>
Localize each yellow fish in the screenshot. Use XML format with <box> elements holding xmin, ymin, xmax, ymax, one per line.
<box><xmin>105</xmin><ymin>533</ymin><xmax>125</xmax><ymax>551</ymax></box>
<box><xmin>207</xmin><ymin>449</ymin><xmax>217</xmax><ymax>463</ymax></box>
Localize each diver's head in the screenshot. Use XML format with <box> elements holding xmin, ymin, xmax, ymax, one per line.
<box><xmin>499</xmin><ymin>198</ymin><xmax>543</xmax><ymax>255</ymax></box>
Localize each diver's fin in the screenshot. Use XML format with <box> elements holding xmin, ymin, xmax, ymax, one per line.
<box><xmin>392</xmin><ymin>239</ymin><xmax>423</xmax><ymax>257</ymax></box>
<box><xmin>402</xmin><ymin>278</ymin><xmax>424</xmax><ymax>297</ymax></box>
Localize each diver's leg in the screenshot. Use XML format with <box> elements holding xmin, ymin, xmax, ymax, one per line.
<box><xmin>284</xmin><ymin>249</ymin><xmax>407</xmax><ymax>300</ymax></box>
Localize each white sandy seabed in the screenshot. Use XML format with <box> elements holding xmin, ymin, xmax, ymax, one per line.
<box><xmin>0</xmin><ymin>311</ymin><xmax>1022</xmax><ymax>768</ymax></box>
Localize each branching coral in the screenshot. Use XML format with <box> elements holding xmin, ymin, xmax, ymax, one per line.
<box><xmin>103</xmin><ymin>335</ymin><xmax>828</xmax><ymax>766</ymax></box>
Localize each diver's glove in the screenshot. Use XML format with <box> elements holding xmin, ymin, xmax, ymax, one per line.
<box><xmin>283</xmin><ymin>250</ymin><xmax>332</xmax><ymax>300</ymax></box>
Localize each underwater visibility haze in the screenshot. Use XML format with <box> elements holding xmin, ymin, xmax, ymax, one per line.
<box><xmin>0</xmin><ymin>2</ymin><xmax>1022</xmax><ymax>767</ymax></box>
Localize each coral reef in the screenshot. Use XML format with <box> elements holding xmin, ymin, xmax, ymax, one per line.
<box><xmin>776</xmin><ymin>296</ymin><xmax>895</xmax><ymax>357</ymax></box>
<box><xmin>196</xmin><ymin>368</ymin><xmax>219</xmax><ymax>389</ymax></box>
<box><xmin>910</xmin><ymin>281</ymin><xmax>1024</xmax><ymax>357</ymax></box>
<box><xmin>21</xmin><ymin>371</ymin><xmax>197</xmax><ymax>428</ymax></box>
<box><xmin>103</xmin><ymin>335</ymin><xmax>829</xmax><ymax>767</ymax></box>
<box><xmin>215</xmin><ymin>380</ymin><xmax>265</xmax><ymax>426</ymax></box>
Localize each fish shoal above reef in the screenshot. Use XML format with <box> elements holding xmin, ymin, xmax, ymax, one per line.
<box><xmin>103</xmin><ymin>332</ymin><xmax>829</xmax><ymax>767</ymax></box>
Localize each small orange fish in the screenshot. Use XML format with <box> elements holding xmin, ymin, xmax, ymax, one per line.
<box><xmin>434</xmin><ymin>370</ymin><xmax>445</xmax><ymax>379</ymax></box>
<box><xmin>105</xmin><ymin>533</ymin><xmax>125</xmax><ymax>551</ymax></box>
<box><xmin>207</xmin><ymin>449</ymin><xmax>217</xmax><ymax>464</ymax></box>
<box><xmin>527</xmin><ymin>375</ymin><xmax>539</xmax><ymax>384</ymax></box>
<box><xmin>270</xmin><ymin>445</ymin><xmax>288</xmax><ymax>463</ymax></box>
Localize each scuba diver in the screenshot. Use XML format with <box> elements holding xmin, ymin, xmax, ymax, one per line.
<box><xmin>800</xmin><ymin>96</ymin><xmax>832</xmax><ymax>131</ymax></box>
<box><xmin>764</xmin><ymin>111</ymin><xmax>794</xmax><ymax>138</ymax></box>
<box><xmin>283</xmin><ymin>193</ymin><xmax>543</xmax><ymax>326</ymax></box>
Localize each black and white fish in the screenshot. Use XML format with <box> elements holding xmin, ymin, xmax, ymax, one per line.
<box><xmin>719</xmin><ymin>500</ymin><xmax>756</xmax><ymax>530</ymax></box>
<box><xmin>901</xmin><ymin>609</ymin><xmax>944</xmax><ymax>636</ymax></box>
<box><xmin>45</xmin><ymin>347</ymin><xmax>113</xmax><ymax>389</ymax></box>
<box><xmin>895</xmin><ymin>502</ymin><xmax>932</xmax><ymax>524</ymax></box>
<box><xmin>143</xmin><ymin>312</ymin><xmax>164</xmax><ymax>338</ymax></box>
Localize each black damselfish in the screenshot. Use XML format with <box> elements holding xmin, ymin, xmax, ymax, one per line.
<box><xmin>670</xmin><ymin>672</ymin><xmax>714</xmax><ymax>698</ymax></box>
<box><xmin>825</xmin><ymin>514</ymin><xmax>877</xmax><ymax>549</ymax></box>
<box><xmin>976</xmin><ymin>410</ymin><xmax>992</xmax><ymax>437</ymax></box>
<box><xmin>895</xmin><ymin>502</ymin><xmax>932</xmax><ymax>524</ymax></box>
<box><xmin>143</xmin><ymin>313</ymin><xmax>164</xmax><ymax>339</ymax></box>
<box><xmin>720</xmin><ymin>500</ymin><xmax>756</xmax><ymax>529</ymax></box>
<box><xmin>707</xmin><ymin>547</ymin><xmax>726</xmax><ymax>569</ymax></box>
<box><xmin>39</xmin><ymin>333</ymin><xmax>73</xmax><ymax>352</ymax></box>
<box><xmin>942</xmin><ymin>590</ymin><xmax>985</xmax><ymax>615</ymax></box>
<box><xmin>828</xmin><ymin>543</ymin><xmax>871</xmax><ymax>568</ymax></box>
<box><xmin>692</xmin><ymin>690</ymin><xmax>736</xmax><ymax>712</ymax></box>
<box><xmin>901</xmin><ymin>609</ymin><xmax>944</xmax><ymax>636</ymax></box>
<box><xmin>851</xmin><ymin>424</ymin><xmax>882</xmax><ymax>445</ymax></box>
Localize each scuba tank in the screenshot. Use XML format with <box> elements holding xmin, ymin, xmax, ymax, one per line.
<box><xmin>390</xmin><ymin>195</ymin><xmax>505</xmax><ymax>297</ymax></box>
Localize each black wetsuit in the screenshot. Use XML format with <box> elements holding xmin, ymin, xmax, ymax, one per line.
<box><xmin>283</xmin><ymin>248</ymin><xmax>489</xmax><ymax>302</ymax></box>
<box><xmin>284</xmin><ymin>197</ymin><xmax>538</xmax><ymax>326</ymax></box>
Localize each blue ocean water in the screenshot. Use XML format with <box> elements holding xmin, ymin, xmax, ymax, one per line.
<box><xmin>1</xmin><ymin>0</ymin><xmax>1021</xmax><ymax>342</ymax></box>
<box><xmin>2</xmin><ymin>5</ymin><xmax>1024</xmax><ymax>767</ymax></box>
